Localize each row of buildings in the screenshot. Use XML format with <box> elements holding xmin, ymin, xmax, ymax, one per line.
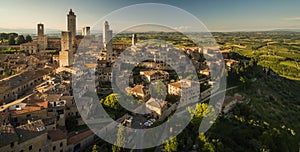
<box><xmin>0</xmin><ymin>9</ymin><xmax>100</xmax><ymax>152</ymax></box>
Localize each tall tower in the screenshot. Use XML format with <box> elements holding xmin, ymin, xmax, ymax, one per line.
<box><xmin>103</xmin><ymin>21</ymin><xmax>109</xmax><ymax>44</ymax></box>
<box><xmin>37</xmin><ymin>24</ymin><xmax>44</xmax><ymax>37</ymax></box>
<box><xmin>132</xmin><ymin>34</ymin><xmax>137</xmax><ymax>46</ymax></box>
<box><xmin>37</xmin><ymin>23</ymin><xmax>47</xmax><ymax>51</ymax></box>
<box><xmin>59</xmin><ymin>31</ymin><xmax>73</xmax><ymax>67</ymax></box>
<box><xmin>67</xmin><ymin>9</ymin><xmax>76</xmax><ymax>46</ymax></box>
<box><xmin>61</xmin><ymin>31</ymin><xmax>72</xmax><ymax>52</ymax></box>
<box><xmin>103</xmin><ymin>21</ymin><xmax>113</xmax><ymax>61</ymax></box>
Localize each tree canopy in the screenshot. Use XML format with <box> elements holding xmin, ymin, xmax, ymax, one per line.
<box><xmin>163</xmin><ymin>137</ymin><xmax>178</xmax><ymax>152</ymax></box>
<box><xmin>8</xmin><ymin>35</ymin><xmax>15</xmax><ymax>45</ymax></box>
<box><xmin>25</xmin><ymin>35</ymin><xmax>32</xmax><ymax>42</ymax></box>
<box><xmin>16</xmin><ymin>35</ymin><xmax>26</xmax><ymax>44</ymax></box>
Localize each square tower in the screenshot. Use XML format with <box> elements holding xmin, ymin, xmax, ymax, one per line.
<box><xmin>37</xmin><ymin>23</ymin><xmax>47</xmax><ymax>51</ymax></box>
<box><xmin>59</xmin><ymin>31</ymin><xmax>73</xmax><ymax>67</ymax></box>
<box><xmin>82</xmin><ymin>26</ymin><xmax>90</xmax><ymax>36</ymax></box>
<box><xmin>67</xmin><ymin>9</ymin><xmax>76</xmax><ymax>46</ymax></box>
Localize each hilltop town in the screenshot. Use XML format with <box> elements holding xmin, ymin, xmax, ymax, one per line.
<box><xmin>0</xmin><ymin>8</ymin><xmax>250</xmax><ymax>152</ymax></box>
<box><xmin>1</xmin><ymin>7</ymin><xmax>299</xmax><ymax>152</ymax></box>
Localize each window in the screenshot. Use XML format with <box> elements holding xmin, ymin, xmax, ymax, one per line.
<box><xmin>60</xmin><ymin>142</ymin><xmax>63</xmax><ymax>147</ymax></box>
<box><xmin>29</xmin><ymin>145</ymin><xmax>32</xmax><ymax>150</ymax></box>
<box><xmin>53</xmin><ymin>146</ymin><xmax>56</xmax><ymax>151</ymax></box>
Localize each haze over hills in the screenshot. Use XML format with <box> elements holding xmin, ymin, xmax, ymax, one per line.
<box><xmin>2</xmin><ymin>27</ymin><xmax>300</xmax><ymax>36</ymax></box>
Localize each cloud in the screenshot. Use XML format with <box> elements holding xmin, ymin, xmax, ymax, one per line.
<box><xmin>284</xmin><ymin>17</ymin><xmax>300</xmax><ymax>21</ymax></box>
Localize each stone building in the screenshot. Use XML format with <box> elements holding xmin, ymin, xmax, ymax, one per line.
<box><xmin>0</xmin><ymin>120</ymin><xmax>48</xmax><ymax>152</ymax></box>
<box><xmin>168</xmin><ymin>79</ymin><xmax>199</xmax><ymax>103</ymax></box>
<box><xmin>145</xmin><ymin>98</ymin><xmax>167</xmax><ymax>118</ymax></box>
<box><xmin>20</xmin><ymin>41</ymin><xmax>38</xmax><ymax>54</ymax></box>
<box><xmin>140</xmin><ymin>70</ymin><xmax>169</xmax><ymax>82</ymax></box>
<box><xmin>0</xmin><ymin>68</ymin><xmax>52</xmax><ymax>104</ymax></box>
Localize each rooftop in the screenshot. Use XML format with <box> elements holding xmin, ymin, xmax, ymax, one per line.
<box><xmin>15</xmin><ymin>119</ymin><xmax>46</xmax><ymax>143</ymax></box>
<box><xmin>67</xmin><ymin>130</ymin><xmax>94</xmax><ymax>145</ymax></box>
<box><xmin>0</xmin><ymin>124</ymin><xmax>18</xmax><ymax>148</ymax></box>
<box><xmin>48</xmin><ymin>129</ymin><xmax>67</xmax><ymax>141</ymax></box>
<box><xmin>168</xmin><ymin>79</ymin><xmax>193</xmax><ymax>89</ymax></box>
<box><xmin>0</xmin><ymin>68</ymin><xmax>52</xmax><ymax>95</ymax></box>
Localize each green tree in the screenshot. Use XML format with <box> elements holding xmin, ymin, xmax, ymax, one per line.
<box><xmin>8</xmin><ymin>33</ymin><xmax>18</xmax><ymax>38</ymax></box>
<box><xmin>150</xmin><ymin>80</ymin><xmax>166</xmax><ymax>100</ymax></box>
<box><xmin>8</xmin><ymin>35</ymin><xmax>15</xmax><ymax>45</ymax></box>
<box><xmin>0</xmin><ymin>33</ymin><xmax>8</xmax><ymax>40</ymax></box>
<box><xmin>100</xmin><ymin>93</ymin><xmax>119</xmax><ymax>110</ymax></box>
<box><xmin>16</xmin><ymin>35</ymin><xmax>26</xmax><ymax>44</ymax></box>
<box><xmin>198</xmin><ymin>133</ymin><xmax>215</xmax><ymax>152</ymax></box>
<box><xmin>112</xmin><ymin>125</ymin><xmax>125</xmax><ymax>152</ymax></box>
<box><xmin>25</xmin><ymin>35</ymin><xmax>32</xmax><ymax>42</ymax></box>
<box><xmin>188</xmin><ymin>103</ymin><xmax>214</xmax><ymax>126</ymax></box>
<box><xmin>92</xmin><ymin>145</ymin><xmax>99</xmax><ymax>152</ymax></box>
<box><xmin>163</xmin><ymin>137</ymin><xmax>178</xmax><ymax>152</ymax></box>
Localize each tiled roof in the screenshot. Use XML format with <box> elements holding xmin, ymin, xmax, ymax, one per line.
<box><xmin>67</xmin><ymin>130</ymin><xmax>94</xmax><ymax>145</ymax></box>
<box><xmin>140</xmin><ymin>70</ymin><xmax>168</xmax><ymax>77</ymax></box>
<box><xmin>168</xmin><ymin>79</ymin><xmax>192</xmax><ymax>89</ymax></box>
<box><xmin>15</xmin><ymin>120</ymin><xmax>46</xmax><ymax>143</ymax></box>
<box><xmin>0</xmin><ymin>124</ymin><xmax>18</xmax><ymax>147</ymax></box>
<box><xmin>48</xmin><ymin>129</ymin><xmax>67</xmax><ymax>141</ymax></box>
<box><xmin>10</xmin><ymin>105</ymin><xmax>42</xmax><ymax>115</ymax></box>
<box><xmin>128</xmin><ymin>85</ymin><xmax>145</xmax><ymax>95</ymax></box>
<box><xmin>146</xmin><ymin>98</ymin><xmax>167</xmax><ymax>109</ymax></box>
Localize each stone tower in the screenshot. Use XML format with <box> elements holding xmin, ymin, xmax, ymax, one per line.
<box><xmin>67</xmin><ymin>9</ymin><xmax>76</xmax><ymax>46</ymax></box>
<box><xmin>103</xmin><ymin>21</ymin><xmax>109</xmax><ymax>44</ymax></box>
<box><xmin>59</xmin><ymin>31</ymin><xmax>73</xmax><ymax>67</ymax></box>
<box><xmin>37</xmin><ymin>23</ymin><xmax>44</xmax><ymax>37</ymax></box>
<box><xmin>82</xmin><ymin>26</ymin><xmax>90</xmax><ymax>36</ymax></box>
<box><xmin>132</xmin><ymin>34</ymin><xmax>137</xmax><ymax>46</ymax></box>
<box><xmin>37</xmin><ymin>23</ymin><xmax>47</xmax><ymax>51</ymax></box>
<box><xmin>103</xmin><ymin>21</ymin><xmax>113</xmax><ymax>61</ymax></box>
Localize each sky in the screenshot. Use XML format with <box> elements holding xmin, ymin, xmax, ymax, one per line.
<box><xmin>1</xmin><ymin>0</ymin><xmax>300</xmax><ymax>32</ymax></box>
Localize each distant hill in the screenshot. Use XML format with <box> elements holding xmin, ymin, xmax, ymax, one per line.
<box><xmin>0</xmin><ymin>28</ymin><xmax>62</xmax><ymax>35</ymax></box>
<box><xmin>269</xmin><ymin>28</ymin><xmax>300</xmax><ymax>32</ymax></box>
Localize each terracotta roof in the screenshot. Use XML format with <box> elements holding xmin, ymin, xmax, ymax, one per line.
<box><xmin>168</xmin><ymin>80</ymin><xmax>192</xmax><ymax>89</ymax></box>
<box><xmin>15</xmin><ymin>120</ymin><xmax>47</xmax><ymax>143</ymax></box>
<box><xmin>67</xmin><ymin>130</ymin><xmax>94</xmax><ymax>145</ymax></box>
<box><xmin>128</xmin><ymin>85</ymin><xmax>145</xmax><ymax>95</ymax></box>
<box><xmin>140</xmin><ymin>70</ymin><xmax>168</xmax><ymax>77</ymax></box>
<box><xmin>146</xmin><ymin>98</ymin><xmax>167</xmax><ymax>109</ymax></box>
<box><xmin>48</xmin><ymin>129</ymin><xmax>67</xmax><ymax>141</ymax></box>
<box><xmin>11</xmin><ymin>105</ymin><xmax>42</xmax><ymax>115</ymax></box>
